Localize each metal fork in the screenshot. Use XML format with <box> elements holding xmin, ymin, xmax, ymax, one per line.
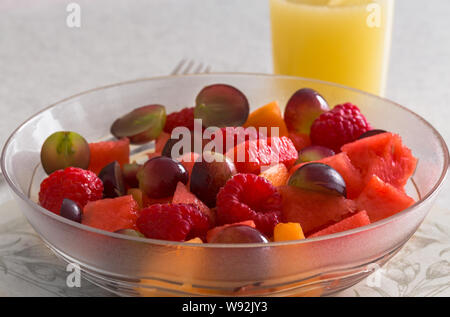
<box><xmin>170</xmin><ymin>59</ymin><xmax>212</xmax><ymax>75</ymax></box>
<box><xmin>0</xmin><ymin>60</ymin><xmax>213</xmax><ymax>181</ymax></box>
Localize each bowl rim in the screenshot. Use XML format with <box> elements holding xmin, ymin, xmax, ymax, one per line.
<box><xmin>1</xmin><ymin>72</ymin><xmax>449</xmax><ymax>248</ymax></box>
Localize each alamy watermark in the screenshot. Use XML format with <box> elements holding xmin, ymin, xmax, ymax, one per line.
<box><xmin>66</xmin><ymin>263</ymin><xmax>81</xmax><ymax>288</ymax></box>
<box><xmin>365</xmin><ymin>263</ymin><xmax>385</xmax><ymax>288</ymax></box>
<box><xmin>66</xmin><ymin>2</ymin><xmax>81</xmax><ymax>28</ymax></box>
<box><xmin>366</xmin><ymin>3</ymin><xmax>382</xmax><ymax>28</ymax></box>
<box><xmin>168</xmin><ymin>120</ymin><xmax>284</xmax><ymax>165</ymax></box>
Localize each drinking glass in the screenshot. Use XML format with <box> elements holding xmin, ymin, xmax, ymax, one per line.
<box><xmin>270</xmin><ymin>0</ymin><xmax>394</xmax><ymax>96</ymax></box>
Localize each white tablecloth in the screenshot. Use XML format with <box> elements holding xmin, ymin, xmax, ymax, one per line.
<box><xmin>0</xmin><ymin>0</ymin><xmax>449</xmax><ymax>296</ymax></box>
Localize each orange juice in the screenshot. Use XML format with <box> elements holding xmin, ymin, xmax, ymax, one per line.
<box><xmin>270</xmin><ymin>0</ymin><xmax>394</xmax><ymax>95</ymax></box>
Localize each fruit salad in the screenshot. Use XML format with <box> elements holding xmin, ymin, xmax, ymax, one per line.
<box><xmin>37</xmin><ymin>85</ymin><xmax>418</xmax><ymax>244</ymax></box>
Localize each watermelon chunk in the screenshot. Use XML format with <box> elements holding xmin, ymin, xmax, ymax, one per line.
<box><xmin>227</xmin><ymin>136</ymin><xmax>298</xmax><ymax>174</ymax></box>
<box><xmin>356</xmin><ymin>176</ymin><xmax>415</xmax><ymax>222</ymax></box>
<box><xmin>289</xmin><ymin>152</ymin><xmax>365</xmax><ymax>199</ymax></box>
<box><xmin>88</xmin><ymin>138</ymin><xmax>130</xmax><ymax>175</ymax></box>
<box><xmin>82</xmin><ymin>195</ymin><xmax>140</xmax><ymax>232</ymax></box>
<box><xmin>342</xmin><ymin>133</ymin><xmax>417</xmax><ymax>190</ymax></box>
<box><xmin>279</xmin><ymin>186</ymin><xmax>357</xmax><ymax>235</ymax></box>
<box><xmin>308</xmin><ymin>210</ymin><xmax>371</xmax><ymax>238</ymax></box>
<box><xmin>172</xmin><ymin>182</ymin><xmax>214</xmax><ymax>222</ymax></box>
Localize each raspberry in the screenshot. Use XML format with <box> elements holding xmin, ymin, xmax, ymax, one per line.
<box><xmin>39</xmin><ymin>167</ymin><xmax>103</xmax><ymax>214</ymax></box>
<box><xmin>163</xmin><ymin>107</ymin><xmax>195</xmax><ymax>134</ymax></box>
<box><xmin>216</xmin><ymin>174</ymin><xmax>282</xmax><ymax>236</ymax></box>
<box><xmin>310</xmin><ymin>103</ymin><xmax>371</xmax><ymax>153</ymax></box>
<box><xmin>136</xmin><ymin>203</ymin><xmax>210</xmax><ymax>241</ymax></box>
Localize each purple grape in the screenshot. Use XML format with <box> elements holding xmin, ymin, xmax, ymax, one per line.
<box><xmin>98</xmin><ymin>161</ymin><xmax>125</xmax><ymax>198</ymax></box>
<box><xmin>209</xmin><ymin>225</ymin><xmax>269</xmax><ymax>244</ymax></box>
<box><xmin>137</xmin><ymin>156</ymin><xmax>188</xmax><ymax>198</ymax></box>
<box><xmin>297</xmin><ymin>145</ymin><xmax>335</xmax><ymax>164</ymax></box>
<box><xmin>288</xmin><ymin>162</ymin><xmax>347</xmax><ymax>197</ymax></box>
<box><xmin>195</xmin><ymin>84</ymin><xmax>249</xmax><ymax>128</ymax></box>
<box><xmin>111</xmin><ymin>105</ymin><xmax>166</xmax><ymax>144</ymax></box>
<box><xmin>284</xmin><ymin>88</ymin><xmax>329</xmax><ymax>134</ymax></box>
<box><xmin>60</xmin><ymin>198</ymin><xmax>82</xmax><ymax>223</ymax></box>
<box><xmin>190</xmin><ymin>152</ymin><xmax>237</xmax><ymax>207</ymax></box>
<box><xmin>41</xmin><ymin>131</ymin><xmax>90</xmax><ymax>175</ymax></box>
<box><xmin>357</xmin><ymin>129</ymin><xmax>387</xmax><ymax>140</ymax></box>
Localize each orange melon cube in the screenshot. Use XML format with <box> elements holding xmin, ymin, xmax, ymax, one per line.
<box><xmin>186</xmin><ymin>237</ymin><xmax>203</xmax><ymax>244</ymax></box>
<box><xmin>273</xmin><ymin>222</ymin><xmax>305</xmax><ymax>242</ymax></box>
<box><xmin>244</xmin><ymin>101</ymin><xmax>289</xmax><ymax>137</ymax></box>
<box><xmin>259</xmin><ymin>163</ymin><xmax>289</xmax><ymax>187</ymax></box>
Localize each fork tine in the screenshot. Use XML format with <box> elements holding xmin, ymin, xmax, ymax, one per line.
<box><xmin>194</xmin><ymin>62</ymin><xmax>205</xmax><ymax>73</ymax></box>
<box><xmin>170</xmin><ymin>59</ymin><xmax>188</xmax><ymax>75</ymax></box>
<box><xmin>182</xmin><ymin>60</ymin><xmax>195</xmax><ymax>74</ymax></box>
<box><xmin>204</xmin><ymin>65</ymin><xmax>212</xmax><ymax>73</ymax></box>
<box><xmin>171</xmin><ymin>59</ymin><xmax>212</xmax><ymax>75</ymax></box>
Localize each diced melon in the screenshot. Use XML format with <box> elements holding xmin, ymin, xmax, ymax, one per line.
<box><xmin>243</xmin><ymin>101</ymin><xmax>289</xmax><ymax>137</ymax></box>
<box><xmin>186</xmin><ymin>237</ymin><xmax>203</xmax><ymax>244</ymax></box>
<box><xmin>289</xmin><ymin>152</ymin><xmax>364</xmax><ymax>199</ymax></box>
<box><xmin>259</xmin><ymin>163</ymin><xmax>290</xmax><ymax>187</ymax></box>
<box><xmin>355</xmin><ymin>176</ymin><xmax>415</xmax><ymax>222</ymax></box>
<box><xmin>88</xmin><ymin>138</ymin><xmax>130</xmax><ymax>175</ymax></box>
<box><xmin>273</xmin><ymin>222</ymin><xmax>305</xmax><ymax>241</ymax></box>
<box><xmin>342</xmin><ymin>133</ymin><xmax>417</xmax><ymax>190</ymax></box>
<box><xmin>172</xmin><ymin>182</ymin><xmax>214</xmax><ymax>222</ymax></box>
<box><xmin>308</xmin><ymin>210</ymin><xmax>371</xmax><ymax>238</ymax></box>
<box><xmin>279</xmin><ymin>186</ymin><xmax>357</xmax><ymax>235</ymax></box>
<box><xmin>82</xmin><ymin>195</ymin><xmax>140</xmax><ymax>232</ymax></box>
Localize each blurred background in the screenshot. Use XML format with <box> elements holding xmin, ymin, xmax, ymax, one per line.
<box><xmin>1</xmin><ymin>0</ymin><xmax>449</xmax><ymax>149</ymax></box>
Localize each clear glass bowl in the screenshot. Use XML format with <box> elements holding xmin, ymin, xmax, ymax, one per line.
<box><xmin>1</xmin><ymin>74</ymin><xmax>448</xmax><ymax>297</ymax></box>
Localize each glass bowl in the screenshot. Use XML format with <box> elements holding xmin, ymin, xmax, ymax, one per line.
<box><xmin>1</xmin><ymin>74</ymin><xmax>448</xmax><ymax>297</ymax></box>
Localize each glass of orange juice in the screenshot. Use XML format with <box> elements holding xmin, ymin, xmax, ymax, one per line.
<box><xmin>270</xmin><ymin>0</ymin><xmax>394</xmax><ymax>96</ymax></box>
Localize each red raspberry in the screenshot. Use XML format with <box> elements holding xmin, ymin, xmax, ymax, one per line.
<box><xmin>164</xmin><ymin>107</ymin><xmax>195</xmax><ymax>134</ymax></box>
<box><xmin>39</xmin><ymin>167</ymin><xmax>103</xmax><ymax>214</ymax></box>
<box><xmin>216</xmin><ymin>174</ymin><xmax>282</xmax><ymax>236</ymax></box>
<box><xmin>310</xmin><ymin>103</ymin><xmax>372</xmax><ymax>153</ymax></box>
<box><xmin>136</xmin><ymin>203</ymin><xmax>210</xmax><ymax>241</ymax></box>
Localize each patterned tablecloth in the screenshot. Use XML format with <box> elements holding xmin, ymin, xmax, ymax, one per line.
<box><xmin>0</xmin><ymin>188</ymin><xmax>449</xmax><ymax>297</ymax></box>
